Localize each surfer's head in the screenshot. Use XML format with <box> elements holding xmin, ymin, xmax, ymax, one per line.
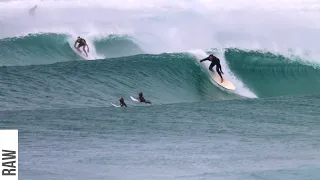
<box><xmin>209</xmin><ymin>54</ymin><xmax>214</xmax><ymax>60</ymax></box>
<box><xmin>139</xmin><ymin>92</ymin><xmax>143</xmax><ymax>97</ymax></box>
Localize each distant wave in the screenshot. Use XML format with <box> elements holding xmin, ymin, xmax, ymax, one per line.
<box><xmin>0</xmin><ymin>33</ymin><xmax>143</xmax><ymax>66</ymax></box>
<box><xmin>0</xmin><ymin>33</ymin><xmax>79</xmax><ymax>66</ymax></box>
<box><xmin>1</xmin><ymin>32</ymin><xmax>320</xmax><ymax>110</ymax></box>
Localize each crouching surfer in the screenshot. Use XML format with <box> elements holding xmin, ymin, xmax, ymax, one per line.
<box><xmin>74</xmin><ymin>36</ymin><xmax>89</xmax><ymax>57</ymax></box>
<box><xmin>200</xmin><ymin>54</ymin><xmax>224</xmax><ymax>83</ymax></box>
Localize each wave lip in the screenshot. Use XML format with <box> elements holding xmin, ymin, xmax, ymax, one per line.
<box><xmin>93</xmin><ymin>34</ymin><xmax>144</xmax><ymax>58</ymax></box>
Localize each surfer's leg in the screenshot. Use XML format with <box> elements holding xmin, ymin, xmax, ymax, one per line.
<box><xmin>216</xmin><ymin>66</ymin><xmax>223</xmax><ymax>83</ymax></box>
<box><xmin>209</xmin><ymin>62</ymin><xmax>215</xmax><ymax>71</ymax></box>
<box><xmin>121</xmin><ymin>102</ymin><xmax>127</xmax><ymax>107</ymax></box>
<box><xmin>77</xmin><ymin>44</ymin><xmax>82</xmax><ymax>52</ymax></box>
<box><xmin>82</xmin><ymin>46</ymin><xmax>88</xmax><ymax>57</ymax></box>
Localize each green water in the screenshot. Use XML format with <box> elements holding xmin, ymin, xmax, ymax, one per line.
<box><xmin>0</xmin><ymin>33</ymin><xmax>320</xmax><ymax>180</ymax></box>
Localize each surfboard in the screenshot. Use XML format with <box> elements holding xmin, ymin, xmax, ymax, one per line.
<box><xmin>130</xmin><ymin>96</ymin><xmax>139</xmax><ymax>102</ymax></box>
<box><xmin>130</xmin><ymin>96</ymin><xmax>153</xmax><ymax>105</ymax></box>
<box><xmin>210</xmin><ymin>70</ymin><xmax>236</xmax><ymax>90</ymax></box>
<box><xmin>73</xmin><ymin>48</ymin><xmax>89</xmax><ymax>60</ymax></box>
<box><xmin>77</xmin><ymin>51</ymin><xmax>88</xmax><ymax>60</ymax></box>
<box><xmin>110</xmin><ymin>102</ymin><xmax>121</xmax><ymax>107</ymax></box>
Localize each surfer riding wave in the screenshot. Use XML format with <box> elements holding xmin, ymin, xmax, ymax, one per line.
<box><xmin>74</xmin><ymin>36</ymin><xmax>89</xmax><ymax>57</ymax></box>
<box><xmin>200</xmin><ymin>54</ymin><xmax>224</xmax><ymax>83</ymax></box>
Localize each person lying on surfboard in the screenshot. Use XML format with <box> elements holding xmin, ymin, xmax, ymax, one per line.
<box><xmin>74</xmin><ymin>36</ymin><xmax>90</xmax><ymax>57</ymax></box>
<box><xmin>119</xmin><ymin>97</ymin><xmax>127</xmax><ymax>107</ymax></box>
<box><xmin>138</xmin><ymin>92</ymin><xmax>151</xmax><ymax>104</ymax></box>
<box><xmin>200</xmin><ymin>54</ymin><xmax>224</xmax><ymax>83</ymax></box>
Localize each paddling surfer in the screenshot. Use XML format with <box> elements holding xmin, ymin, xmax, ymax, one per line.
<box><xmin>138</xmin><ymin>92</ymin><xmax>151</xmax><ymax>104</ymax></box>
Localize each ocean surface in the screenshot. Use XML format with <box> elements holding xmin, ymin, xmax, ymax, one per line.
<box><xmin>0</xmin><ymin>0</ymin><xmax>320</xmax><ymax>179</ymax></box>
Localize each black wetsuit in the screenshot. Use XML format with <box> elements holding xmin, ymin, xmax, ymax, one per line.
<box><xmin>139</xmin><ymin>96</ymin><xmax>151</xmax><ymax>104</ymax></box>
<box><xmin>77</xmin><ymin>38</ymin><xmax>86</xmax><ymax>48</ymax></box>
<box><xmin>119</xmin><ymin>99</ymin><xmax>127</xmax><ymax>107</ymax></box>
<box><xmin>200</xmin><ymin>55</ymin><xmax>223</xmax><ymax>79</ymax></box>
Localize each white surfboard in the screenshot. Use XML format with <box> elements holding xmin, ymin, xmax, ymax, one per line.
<box><xmin>210</xmin><ymin>71</ymin><xmax>236</xmax><ymax>90</ymax></box>
<box><xmin>72</xmin><ymin>47</ymin><xmax>89</xmax><ymax>60</ymax></box>
<box><xmin>130</xmin><ymin>95</ymin><xmax>153</xmax><ymax>105</ymax></box>
<box><xmin>77</xmin><ymin>51</ymin><xmax>89</xmax><ymax>60</ymax></box>
<box><xmin>110</xmin><ymin>102</ymin><xmax>121</xmax><ymax>107</ymax></box>
<box><xmin>130</xmin><ymin>96</ymin><xmax>139</xmax><ymax>102</ymax></box>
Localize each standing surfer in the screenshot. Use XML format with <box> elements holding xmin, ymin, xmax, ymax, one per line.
<box><xmin>74</xmin><ymin>36</ymin><xmax>89</xmax><ymax>57</ymax></box>
<box><xmin>200</xmin><ymin>54</ymin><xmax>224</xmax><ymax>83</ymax></box>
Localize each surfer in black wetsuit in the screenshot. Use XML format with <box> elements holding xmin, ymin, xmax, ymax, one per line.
<box><xmin>119</xmin><ymin>97</ymin><xmax>127</xmax><ymax>107</ymax></box>
<box><xmin>200</xmin><ymin>54</ymin><xmax>224</xmax><ymax>83</ymax></box>
<box><xmin>138</xmin><ymin>92</ymin><xmax>151</xmax><ymax>104</ymax></box>
<box><xmin>74</xmin><ymin>36</ymin><xmax>89</xmax><ymax>57</ymax></box>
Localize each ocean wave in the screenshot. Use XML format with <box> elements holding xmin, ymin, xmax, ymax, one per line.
<box><xmin>1</xmin><ymin>48</ymin><xmax>320</xmax><ymax>110</ymax></box>
<box><xmin>0</xmin><ymin>33</ymin><xmax>143</xmax><ymax>66</ymax></box>
<box><xmin>225</xmin><ymin>48</ymin><xmax>320</xmax><ymax>97</ymax></box>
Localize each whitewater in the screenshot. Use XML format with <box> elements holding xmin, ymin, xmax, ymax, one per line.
<box><xmin>0</xmin><ymin>0</ymin><xmax>320</xmax><ymax>180</ymax></box>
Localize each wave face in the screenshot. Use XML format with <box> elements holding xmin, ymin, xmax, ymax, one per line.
<box><xmin>0</xmin><ymin>33</ymin><xmax>144</xmax><ymax>66</ymax></box>
<box><xmin>225</xmin><ymin>49</ymin><xmax>320</xmax><ymax>97</ymax></box>
<box><xmin>0</xmin><ymin>53</ymin><xmax>242</xmax><ymax>110</ymax></box>
<box><xmin>94</xmin><ymin>35</ymin><xmax>144</xmax><ymax>58</ymax></box>
<box><xmin>1</xmin><ymin>48</ymin><xmax>320</xmax><ymax>110</ymax></box>
<box><xmin>0</xmin><ymin>34</ymin><xmax>80</xmax><ymax>66</ymax></box>
<box><xmin>1</xmin><ymin>0</ymin><xmax>320</xmax><ymax>110</ymax></box>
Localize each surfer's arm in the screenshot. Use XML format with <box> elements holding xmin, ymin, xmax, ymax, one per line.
<box><xmin>199</xmin><ymin>57</ymin><xmax>209</xmax><ymax>62</ymax></box>
<box><xmin>87</xmin><ymin>44</ymin><xmax>89</xmax><ymax>52</ymax></box>
<box><xmin>73</xmin><ymin>41</ymin><xmax>77</xmax><ymax>48</ymax></box>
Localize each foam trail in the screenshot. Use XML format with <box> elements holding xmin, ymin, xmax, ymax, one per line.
<box><xmin>189</xmin><ymin>49</ymin><xmax>257</xmax><ymax>98</ymax></box>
